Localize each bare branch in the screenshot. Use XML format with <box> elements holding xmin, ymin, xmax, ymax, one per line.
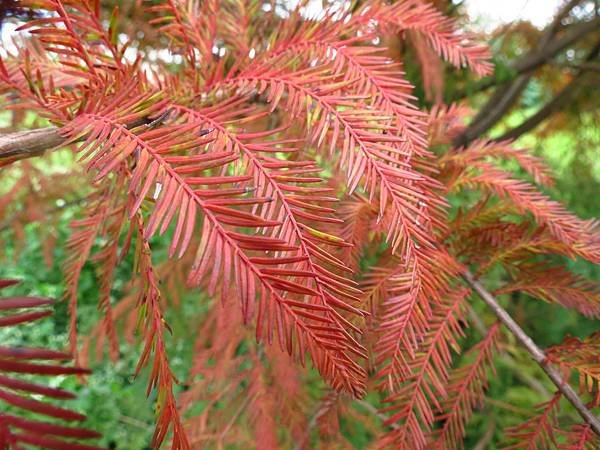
<box><xmin>0</xmin><ymin>127</ymin><xmax>68</xmax><ymax>161</ymax></box>
<box><xmin>0</xmin><ymin>116</ymin><xmax>149</xmax><ymax>163</ymax></box>
<box><xmin>493</xmin><ymin>40</ymin><xmax>600</xmax><ymax>142</ymax></box>
<box><xmin>510</xmin><ymin>17</ymin><xmax>600</xmax><ymax>74</ymax></box>
<box><xmin>450</xmin><ymin>1</ymin><xmax>593</xmax><ymax>102</ymax></box>
<box><xmin>492</xmin><ymin>73</ymin><xmax>588</xmax><ymax>142</ymax></box>
<box><xmin>463</xmin><ymin>270</ymin><xmax>600</xmax><ymax>436</ymax></box>
<box><xmin>467</xmin><ymin>305</ymin><xmax>551</xmax><ymax>397</ymax></box>
<box><xmin>453</xmin><ymin>13</ymin><xmax>599</xmax><ymax>147</ymax></box>
<box><xmin>454</xmin><ymin>74</ymin><xmax>531</xmax><ymax>147</ymax></box>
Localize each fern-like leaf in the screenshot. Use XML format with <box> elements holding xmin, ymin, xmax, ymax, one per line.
<box><xmin>0</xmin><ymin>279</ymin><xmax>104</xmax><ymax>449</ymax></box>
<box><xmin>448</xmin><ymin>161</ymin><xmax>600</xmax><ymax>262</ymax></box>
<box><xmin>61</xmin><ymin>89</ymin><xmax>368</xmax><ymax>397</ymax></box>
<box><xmin>378</xmin><ymin>287</ymin><xmax>468</xmax><ymax>449</ymax></box>
<box><xmin>557</xmin><ymin>424</ymin><xmax>600</xmax><ymax>449</ymax></box>
<box><xmin>502</xmin><ymin>392</ymin><xmax>561</xmax><ymax>449</ymax></box>
<box><xmin>371</xmin><ymin>0</ymin><xmax>493</xmax><ymax>76</ymax></box>
<box><xmin>496</xmin><ymin>264</ymin><xmax>600</xmax><ymax>319</ymax></box>
<box><xmin>546</xmin><ymin>332</ymin><xmax>600</xmax><ymax>406</ymax></box>
<box><xmin>430</xmin><ymin>323</ymin><xmax>501</xmax><ymax>449</ymax></box>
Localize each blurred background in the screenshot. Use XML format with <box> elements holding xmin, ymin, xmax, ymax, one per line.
<box><xmin>0</xmin><ymin>0</ymin><xmax>598</xmax><ymax>448</ymax></box>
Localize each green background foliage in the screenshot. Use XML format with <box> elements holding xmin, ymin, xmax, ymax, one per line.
<box><xmin>1</xmin><ymin>2</ymin><xmax>598</xmax><ymax>448</ymax></box>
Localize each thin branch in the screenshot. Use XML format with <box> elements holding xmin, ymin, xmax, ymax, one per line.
<box><xmin>550</xmin><ymin>60</ymin><xmax>600</xmax><ymax>72</ymax></box>
<box><xmin>474</xmin><ymin>415</ymin><xmax>496</xmax><ymax>450</ymax></box>
<box><xmin>292</xmin><ymin>398</ymin><xmax>332</xmax><ymax>450</ymax></box>
<box><xmin>485</xmin><ymin>398</ymin><xmax>533</xmax><ymax>416</ymax></box>
<box><xmin>118</xmin><ymin>414</ymin><xmax>153</xmax><ymax>431</ymax></box>
<box><xmin>292</xmin><ymin>395</ymin><xmax>399</xmax><ymax>450</ymax></box>
<box><xmin>493</xmin><ymin>41</ymin><xmax>600</xmax><ymax>142</ymax></box>
<box><xmin>492</xmin><ymin>72</ymin><xmax>588</xmax><ymax>142</ymax></box>
<box><xmin>466</xmin><ymin>304</ymin><xmax>551</xmax><ymax>397</ymax></box>
<box><xmin>463</xmin><ymin>270</ymin><xmax>600</xmax><ymax>436</ymax></box>
<box><xmin>510</xmin><ymin>17</ymin><xmax>599</xmax><ymax>74</ymax></box>
<box><xmin>0</xmin><ymin>127</ymin><xmax>68</xmax><ymax>161</ymax></box>
<box><xmin>453</xmin><ymin>12</ymin><xmax>599</xmax><ymax>147</ymax></box>
<box><xmin>0</xmin><ymin>116</ymin><xmax>150</xmax><ymax>163</ymax></box>
<box><xmin>450</xmin><ymin>1</ymin><xmax>592</xmax><ymax>102</ymax></box>
<box><xmin>454</xmin><ymin>74</ymin><xmax>530</xmax><ymax>147</ymax></box>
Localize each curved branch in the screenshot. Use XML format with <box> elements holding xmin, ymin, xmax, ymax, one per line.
<box><xmin>492</xmin><ymin>72</ymin><xmax>588</xmax><ymax>142</ymax></box>
<box><xmin>0</xmin><ymin>117</ymin><xmax>150</xmax><ymax>163</ymax></box>
<box><xmin>453</xmin><ymin>15</ymin><xmax>600</xmax><ymax>147</ymax></box>
<box><xmin>463</xmin><ymin>270</ymin><xmax>600</xmax><ymax>436</ymax></box>
<box><xmin>493</xmin><ymin>42</ymin><xmax>600</xmax><ymax>142</ymax></box>
<box><xmin>0</xmin><ymin>127</ymin><xmax>66</xmax><ymax>161</ymax></box>
<box><xmin>510</xmin><ymin>17</ymin><xmax>600</xmax><ymax>74</ymax></box>
<box><xmin>454</xmin><ymin>74</ymin><xmax>530</xmax><ymax>147</ymax></box>
<box><xmin>450</xmin><ymin>3</ymin><xmax>595</xmax><ymax>102</ymax></box>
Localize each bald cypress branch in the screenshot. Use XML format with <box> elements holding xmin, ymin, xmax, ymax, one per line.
<box><xmin>463</xmin><ymin>270</ymin><xmax>600</xmax><ymax>436</ymax></box>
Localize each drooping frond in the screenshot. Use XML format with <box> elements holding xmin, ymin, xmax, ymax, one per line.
<box><xmin>261</xmin><ymin>29</ymin><xmax>430</xmax><ymax>159</ymax></box>
<box><xmin>17</xmin><ymin>0</ymin><xmax>128</xmax><ymax>75</ymax></box>
<box><xmin>496</xmin><ymin>264</ymin><xmax>600</xmax><ymax>319</ymax></box>
<box><xmin>169</xmin><ymin>100</ymin><xmax>365</xmax><ymax>318</ymax></box>
<box><xmin>182</xmin><ymin>298</ymin><xmax>251</xmax><ymax>448</ymax></box>
<box><xmin>447</xmin><ymin>198</ymin><xmax>519</xmax><ymax>239</ymax></box>
<box><xmin>182</xmin><ymin>296</ymin><xmax>308</xmax><ymax>449</ymax></box>
<box><xmin>4</xmin><ymin>1</ymin><xmax>599</xmax><ymax>448</ymax></box>
<box><xmin>214</xmin><ymin>70</ymin><xmax>449</xmax><ymax>336</ymax></box>
<box><xmin>61</xmin><ymin>89</ymin><xmax>368</xmax><ymax>397</ymax></box>
<box><xmin>90</xmin><ymin>189</ymin><xmax>128</xmax><ymax>362</ymax></box>
<box><xmin>502</xmin><ymin>392</ymin><xmax>561</xmax><ymax>449</ymax></box>
<box><xmin>360</xmin><ymin>258</ymin><xmax>403</xmax><ymax>315</ymax></box>
<box><xmin>445</xmin><ymin>139</ymin><xmax>555</xmax><ymax>187</ymax></box>
<box><xmin>557</xmin><ymin>424</ymin><xmax>600</xmax><ymax>449</ymax></box>
<box><xmin>430</xmin><ymin>323</ymin><xmax>501</xmax><ymax>449</ymax></box>
<box><xmin>335</xmin><ymin>194</ymin><xmax>378</xmax><ymax>271</ymax></box>
<box><xmin>447</xmin><ymin>161</ymin><xmax>600</xmax><ymax>262</ymax></box>
<box><xmin>0</xmin><ymin>279</ymin><xmax>104</xmax><ymax>449</ymax></box>
<box><xmin>0</xmin><ymin>161</ymin><xmax>83</xmax><ymax>264</ymax></box>
<box><xmin>370</xmin><ymin>0</ymin><xmax>493</xmax><ymax>76</ymax></box>
<box><xmin>147</xmin><ymin>0</ymin><xmax>201</xmax><ymax>69</ymax></box>
<box><xmin>63</xmin><ymin>184</ymin><xmax>113</xmax><ymax>358</ymax></box>
<box><xmin>377</xmin><ymin>287</ymin><xmax>469</xmax><ymax>449</ymax></box>
<box><xmin>372</xmin><ymin>249</ymin><xmax>461</xmax><ymax>379</ymax></box>
<box><xmin>247</xmin><ymin>353</ymin><xmax>280</xmax><ymax>450</ymax></box>
<box><xmin>459</xmin><ymin>224</ymin><xmax>577</xmax><ymax>276</ymax></box>
<box><xmin>546</xmin><ymin>332</ymin><xmax>600</xmax><ymax>405</ymax></box>
<box><xmin>131</xmin><ymin>215</ymin><xmax>189</xmax><ymax>450</ymax></box>
<box><xmin>409</xmin><ymin>29</ymin><xmax>445</xmax><ymax>104</ymax></box>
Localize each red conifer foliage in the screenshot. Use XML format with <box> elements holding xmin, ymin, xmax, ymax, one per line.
<box><xmin>0</xmin><ymin>1</ymin><xmax>598</xmax><ymax>448</ymax></box>
<box><xmin>0</xmin><ymin>279</ymin><xmax>104</xmax><ymax>449</ymax></box>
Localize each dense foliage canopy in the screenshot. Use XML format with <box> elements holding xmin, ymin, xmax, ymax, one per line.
<box><xmin>0</xmin><ymin>0</ymin><xmax>598</xmax><ymax>449</ymax></box>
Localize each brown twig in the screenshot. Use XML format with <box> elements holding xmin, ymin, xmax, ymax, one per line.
<box><xmin>463</xmin><ymin>270</ymin><xmax>600</xmax><ymax>436</ymax></box>
<box><xmin>493</xmin><ymin>41</ymin><xmax>600</xmax><ymax>142</ymax></box>
<box><xmin>0</xmin><ymin>116</ymin><xmax>150</xmax><ymax>162</ymax></box>
<box><xmin>450</xmin><ymin>0</ymin><xmax>590</xmax><ymax>103</ymax></box>
<box><xmin>0</xmin><ymin>127</ymin><xmax>68</xmax><ymax>161</ymax></box>
<box><xmin>492</xmin><ymin>73</ymin><xmax>586</xmax><ymax>142</ymax></box>
<box><xmin>474</xmin><ymin>414</ymin><xmax>496</xmax><ymax>450</ymax></box>
<box><xmin>453</xmin><ymin>8</ymin><xmax>599</xmax><ymax>147</ymax></box>
<box><xmin>355</xmin><ymin>399</ymin><xmax>400</xmax><ymax>430</ymax></box>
